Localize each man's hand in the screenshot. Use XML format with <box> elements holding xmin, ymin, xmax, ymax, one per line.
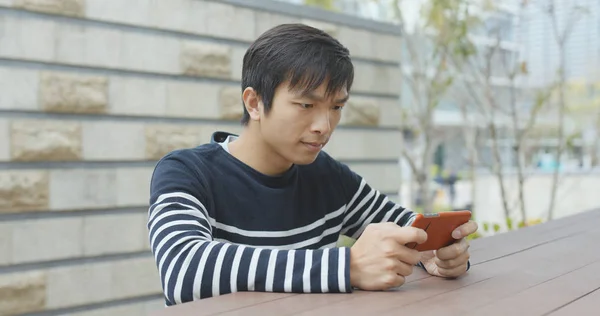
<box><xmin>349</xmin><ymin>222</ymin><xmax>428</xmax><ymax>291</ymax></box>
<box><xmin>421</xmin><ymin>220</ymin><xmax>478</xmax><ymax>278</ymax></box>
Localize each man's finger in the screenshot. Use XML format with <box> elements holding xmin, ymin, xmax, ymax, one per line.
<box><xmin>389</xmin><ymin>226</ymin><xmax>428</xmax><ymax>246</ymax></box>
<box><xmin>452</xmin><ymin>220</ymin><xmax>478</xmax><ymax>239</ymax></box>
<box><xmin>437</xmin><ymin>263</ymin><xmax>469</xmax><ymax>279</ymax></box>
<box><xmin>436</xmin><ymin>238</ymin><xmax>469</xmax><ymax>260</ymax></box>
<box><xmin>435</xmin><ymin>249</ymin><xmax>470</xmax><ymax>269</ymax></box>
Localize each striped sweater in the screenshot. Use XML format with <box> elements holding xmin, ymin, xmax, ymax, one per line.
<box><xmin>147</xmin><ymin>132</ymin><xmax>416</xmax><ymax>306</ymax></box>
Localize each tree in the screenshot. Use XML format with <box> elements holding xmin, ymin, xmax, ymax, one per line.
<box><xmin>303</xmin><ymin>0</ymin><xmax>336</xmax><ymax>10</ymax></box>
<box><xmin>447</xmin><ymin>0</ymin><xmax>555</xmax><ymax>229</ymax></box>
<box><xmin>540</xmin><ymin>0</ymin><xmax>588</xmax><ymax>221</ymax></box>
<box><xmin>384</xmin><ymin>0</ymin><xmax>478</xmax><ymax>213</ymax></box>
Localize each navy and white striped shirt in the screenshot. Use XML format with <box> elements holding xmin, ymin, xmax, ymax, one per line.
<box><xmin>147</xmin><ymin>132</ymin><xmax>416</xmax><ymax>306</ymax></box>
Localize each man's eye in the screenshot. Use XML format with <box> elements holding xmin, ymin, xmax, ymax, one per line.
<box><xmin>333</xmin><ymin>105</ymin><xmax>343</xmax><ymax>111</ymax></box>
<box><xmin>299</xmin><ymin>103</ymin><xmax>313</xmax><ymax>109</ymax></box>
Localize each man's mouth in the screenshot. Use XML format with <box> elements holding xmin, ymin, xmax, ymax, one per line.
<box><xmin>301</xmin><ymin>142</ymin><xmax>324</xmax><ymax>151</ymax></box>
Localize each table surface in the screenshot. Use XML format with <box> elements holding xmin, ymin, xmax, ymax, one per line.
<box><xmin>152</xmin><ymin>209</ymin><xmax>600</xmax><ymax>316</ymax></box>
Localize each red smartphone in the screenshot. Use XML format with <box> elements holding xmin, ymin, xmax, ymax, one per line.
<box><xmin>405</xmin><ymin>210</ymin><xmax>472</xmax><ymax>252</ymax></box>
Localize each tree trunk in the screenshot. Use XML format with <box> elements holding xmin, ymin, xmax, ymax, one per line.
<box><xmin>516</xmin><ymin>155</ymin><xmax>527</xmax><ymax>226</ymax></box>
<box><xmin>591</xmin><ymin>114</ymin><xmax>600</xmax><ymax>167</ymax></box>
<box><xmin>489</xmin><ymin>124</ymin><xmax>511</xmax><ymax>225</ymax></box>
<box><xmin>420</xmin><ymin>132</ymin><xmax>436</xmax><ymax>213</ymax></box>
<box><xmin>418</xmin><ymin>172</ymin><xmax>432</xmax><ymax>213</ymax></box>
<box><xmin>508</xmin><ymin>75</ymin><xmax>528</xmax><ymax>227</ymax></box>
<box><xmin>468</xmin><ymin>142</ymin><xmax>477</xmax><ymax>216</ymax></box>
<box><xmin>464</xmin><ymin>127</ymin><xmax>478</xmax><ymax>216</ymax></box>
<box><xmin>548</xmin><ymin>44</ymin><xmax>567</xmax><ymax>221</ymax></box>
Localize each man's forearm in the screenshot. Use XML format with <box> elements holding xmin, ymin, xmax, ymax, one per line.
<box><xmin>148</xmin><ymin>194</ymin><xmax>353</xmax><ymax>305</ymax></box>
<box><xmin>152</xmin><ymin>239</ymin><xmax>353</xmax><ymax>304</ymax></box>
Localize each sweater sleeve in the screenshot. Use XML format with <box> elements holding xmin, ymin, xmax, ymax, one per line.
<box><xmin>147</xmin><ymin>154</ymin><xmax>352</xmax><ymax>306</ymax></box>
<box><xmin>337</xmin><ymin>161</ymin><xmax>416</xmax><ymax>240</ymax></box>
<box><xmin>336</xmin><ymin>161</ymin><xmax>471</xmax><ymax>272</ymax></box>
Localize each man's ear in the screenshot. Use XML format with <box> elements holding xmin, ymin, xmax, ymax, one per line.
<box><xmin>242</xmin><ymin>87</ymin><xmax>262</xmax><ymax>121</ymax></box>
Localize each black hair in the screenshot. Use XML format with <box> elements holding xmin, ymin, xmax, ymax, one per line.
<box><xmin>240</xmin><ymin>23</ymin><xmax>354</xmax><ymax>125</ymax></box>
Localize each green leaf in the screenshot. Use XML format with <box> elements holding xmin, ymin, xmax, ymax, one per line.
<box><xmin>303</xmin><ymin>0</ymin><xmax>336</xmax><ymax>10</ymax></box>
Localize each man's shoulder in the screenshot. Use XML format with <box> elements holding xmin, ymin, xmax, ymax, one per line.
<box><xmin>154</xmin><ymin>143</ymin><xmax>224</xmax><ymax>174</ymax></box>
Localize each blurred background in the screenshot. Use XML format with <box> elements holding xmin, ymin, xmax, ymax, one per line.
<box><xmin>0</xmin><ymin>0</ymin><xmax>598</xmax><ymax>315</ymax></box>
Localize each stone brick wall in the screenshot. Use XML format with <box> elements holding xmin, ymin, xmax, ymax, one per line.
<box><xmin>0</xmin><ymin>0</ymin><xmax>403</xmax><ymax>315</ymax></box>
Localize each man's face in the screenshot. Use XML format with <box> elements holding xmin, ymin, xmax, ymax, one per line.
<box><xmin>257</xmin><ymin>81</ymin><xmax>349</xmax><ymax>165</ymax></box>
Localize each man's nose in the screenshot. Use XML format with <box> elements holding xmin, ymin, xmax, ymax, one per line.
<box><xmin>311</xmin><ymin>111</ymin><xmax>331</xmax><ymax>134</ymax></box>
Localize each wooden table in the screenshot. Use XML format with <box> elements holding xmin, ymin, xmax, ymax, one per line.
<box><xmin>152</xmin><ymin>209</ymin><xmax>600</xmax><ymax>316</ymax></box>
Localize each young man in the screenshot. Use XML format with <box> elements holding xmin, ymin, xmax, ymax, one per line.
<box><xmin>148</xmin><ymin>23</ymin><xmax>477</xmax><ymax>306</ymax></box>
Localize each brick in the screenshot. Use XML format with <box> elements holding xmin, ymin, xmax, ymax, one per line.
<box><xmin>119</xmin><ymin>32</ymin><xmax>180</xmax><ymax>75</ymax></box>
<box><xmin>46</xmin><ymin>261</ymin><xmax>113</xmax><ymax>308</ymax></box>
<box><xmin>205</xmin><ymin>2</ymin><xmax>255</xmax><ymax>42</ymax></box>
<box><xmin>230</xmin><ymin>46</ymin><xmax>247</xmax><ymax>81</ymax></box>
<box><xmin>301</xmin><ymin>19</ymin><xmax>338</xmax><ymax>37</ymax></box>
<box><xmin>76</xmin><ymin>121</ymin><xmax>400</xmax><ymax>161</ymax></box>
<box><xmin>148</xmin><ymin>0</ymin><xmax>195</xmax><ymax>33</ymax></box>
<box><xmin>81</xmin><ymin>121</ymin><xmax>145</xmax><ymax>161</ymax></box>
<box><xmin>0</xmin><ymin>66</ymin><xmax>39</xmax><ymax>111</ymax></box>
<box><xmin>10</xmin><ymin>120</ymin><xmax>82</xmax><ymax>161</ymax></box>
<box><xmin>63</xmin><ymin>301</ymin><xmax>168</xmax><ymax>316</ymax></box>
<box><xmin>61</xmin><ymin>304</ymin><xmax>145</xmax><ymax>316</ymax></box>
<box><xmin>111</xmin><ymin>257</ymin><xmax>162</xmax><ymax>298</ymax></box>
<box><xmin>0</xmin><ymin>171</ymin><xmax>49</xmax><ymax>213</ymax></box>
<box><xmin>86</xmin><ymin>0</ymin><xmax>150</xmax><ymax>27</ymax></box>
<box><xmin>378</xmin><ymin>99</ymin><xmax>403</xmax><ymax>127</ymax></box>
<box><xmin>13</xmin><ymin>0</ymin><xmax>85</xmax><ymax>17</ymax></box>
<box><xmin>0</xmin><ymin>271</ymin><xmax>46</xmax><ymax>315</ymax></box>
<box><xmin>83</xmin><ymin>212</ymin><xmax>147</xmax><ymax>256</ymax></box>
<box><xmin>180</xmin><ymin>41</ymin><xmax>231</xmax><ymax>79</ymax></box>
<box><xmin>0</xmin><ymin>223</ymin><xmax>12</xmax><ymax>266</ymax></box>
<box><xmin>337</xmin><ymin>26</ymin><xmax>374</xmax><ymax>60</ymax></box>
<box><xmin>255</xmin><ymin>12</ymin><xmax>300</xmax><ymax>37</ymax></box>
<box><xmin>143</xmin><ymin>299</ymin><xmax>167</xmax><ymax>315</ymax></box>
<box><xmin>115</xmin><ymin>168</ymin><xmax>152</xmax><ymax>207</ymax></box>
<box><xmin>374</xmin><ymin>33</ymin><xmax>401</xmax><ymax>62</ymax></box>
<box><xmin>108</xmin><ymin>77</ymin><xmax>166</xmax><ymax>116</ymax></box>
<box><xmin>0</xmin><ymin>119</ymin><xmax>9</xmax><ymax>161</ymax></box>
<box><xmin>54</xmin><ymin>22</ymin><xmax>85</xmax><ymax>65</ymax></box>
<box><xmin>342</xmin><ymin>98</ymin><xmax>380</xmax><ymax>126</ymax></box>
<box><xmin>60</xmin><ymin>299</ymin><xmax>167</xmax><ymax>316</ymax></box>
<box><xmin>145</xmin><ymin>124</ymin><xmax>202</xmax><ymax>160</ymax></box>
<box><xmin>180</xmin><ymin>0</ymin><xmax>208</xmax><ymax>34</ymax></box>
<box><xmin>351</xmin><ymin>62</ymin><xmax>375</xmax><ymax>94</ymax></box>
<box><xmin>219</xmin><ymin>86</ymin><xmax>243</xmax><ymax>120</ymax></box>
<box><xmin>40</xmin><ymin>72</ymin><xmax>108</xmax><ymax>114</ymax></box>
<box><xmin>11</xmin><ymin>217</ymin><xmax>83</xmax><ymax>264</ymax></box>
<box><xmin>46</xmin><ymin>257</ymin><xmax>161</xmax><ymax>309</ymax></box>
<box><xmin>373</xmin><ymin>64</ymin><xmax>402</xmax><ymax>95</ymax></box>
<box><xmin>84</xmin><ymin>27</ymin><xmax>122</xmax><ymax>69</ymax></box>
<box><xmin>49</xmin><ymin>169</ymin><xmax>117</xmax><ymax>210</ymax></box>
<box><xmin>165</xmin><ymin>81</ymin><xmax>220</xmax><ymax>118</ymax></box>
<box><xmin>325</xmin><ymin>128</ymin><xmax>401</xmax><ymax>160</ymax></box>
<box><xmin>353</xmin><ymin>62</ymin><xmax>401</xmax><ymax>95</ymax></box>
<box><xmin>0</xmin><ymin>15</ymin><xmax>56</xmax><ymax>62</ymax></box>
<box><xmin>54</xmin><ymin>22</ymin><xmax>123</xmax><ymax>69</ymax></box>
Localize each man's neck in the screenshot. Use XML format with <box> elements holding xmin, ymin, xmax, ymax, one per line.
<box><xmin>227</xmin><ymin>128</ymin><xmax>293</xmax><ymax>176</ymax></box>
